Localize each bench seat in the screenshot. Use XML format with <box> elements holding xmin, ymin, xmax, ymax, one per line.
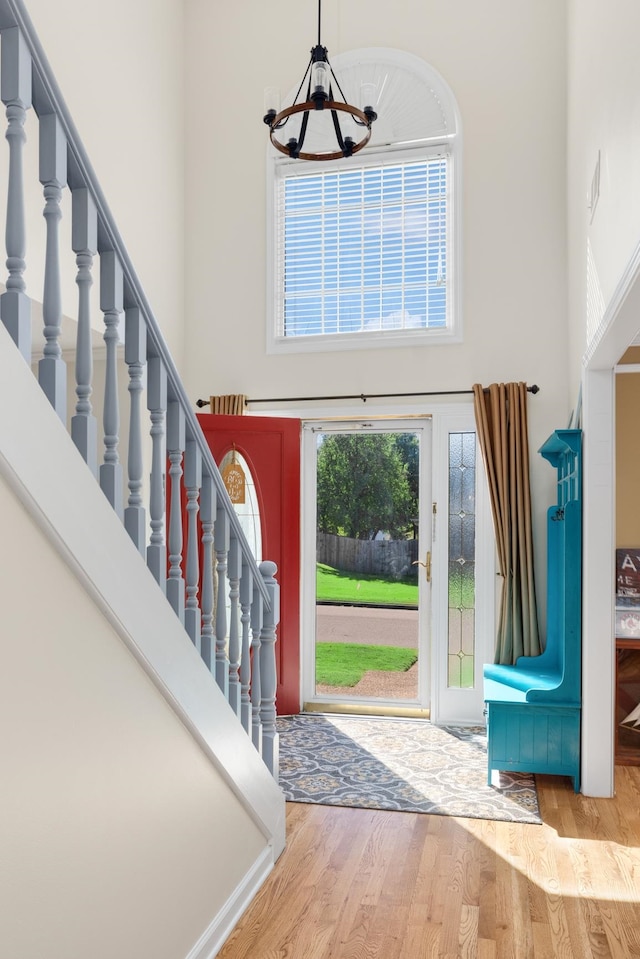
<box><xmin>483</xmin><ymin>664</ymin><xmax>563</xmax><ymax>695</ymax></box>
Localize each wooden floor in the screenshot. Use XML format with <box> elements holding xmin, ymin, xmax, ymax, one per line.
<box><xmin>218</xmin><ymin>767</ymin><xmax>640</xmax><ymax>959</ymax></box>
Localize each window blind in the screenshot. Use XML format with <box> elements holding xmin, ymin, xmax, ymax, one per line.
<box><xmin>275</xmin><ymin>154</ymin><xmax>449</xmax><ymax>339</ymax></box>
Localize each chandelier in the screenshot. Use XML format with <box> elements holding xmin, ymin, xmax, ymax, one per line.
<box><xmin>263</xmin><ymin>0</ymin><xmax>377</xmax><ymax>161</ymax></box>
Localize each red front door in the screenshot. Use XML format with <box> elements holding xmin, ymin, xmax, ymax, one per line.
<box><xmin>197</xmin><ymin>413</ymin><xmax>301</xmax><ymax>715</ymax></box>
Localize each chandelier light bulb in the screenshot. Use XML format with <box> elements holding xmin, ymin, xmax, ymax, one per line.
<box><xmin>311</xmin><ymin>59</ymin><xmax>329</xmax><ymax>104</ymax></box>
<box><xmin>361</xmin><ymin>82</ymin><xmax>376</xmax><ymax>111</ymax></box>
<box><xmin>264</xmin><ymin>87</ymin><xmax>281</xmax><ymax>115</ymax></box>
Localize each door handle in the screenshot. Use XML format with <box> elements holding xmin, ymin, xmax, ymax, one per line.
<box><xmin>412</xmin><ymin>551</ymin><xmax>431</xmax><ymax>583</ymax></box>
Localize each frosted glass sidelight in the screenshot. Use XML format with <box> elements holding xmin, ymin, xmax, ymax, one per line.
<box><xmin>448</xmin><ymin>431</ymin><xmax>476</xmax><ymax>688</ymax></box>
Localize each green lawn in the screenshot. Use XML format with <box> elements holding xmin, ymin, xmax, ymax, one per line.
<box><xmin>316</xmin><ymin>563</ymin><xmax>418</xmax><ymax>606</ymax></box>
<box><xmin>316</xmin><ymin>642</ymin><xmax>418</xmax><ymax>687</ymax></box>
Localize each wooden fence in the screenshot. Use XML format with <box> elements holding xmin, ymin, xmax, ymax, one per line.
<box><xmin>317</xmin><ymin>532</ymin><xmax>419</xmax><ymax>580</ymax></box>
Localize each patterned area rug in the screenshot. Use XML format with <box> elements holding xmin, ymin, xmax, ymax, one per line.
<box><xmin>277</xmin><ymin>714</ymin><xmax>541</xmax><ymax>824</ymax></box>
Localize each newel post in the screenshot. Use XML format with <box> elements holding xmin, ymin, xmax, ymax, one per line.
<box><xmin>259</xmin><ymin>560</ymin><xmax>280</xmax><ymax>778</ymax></box>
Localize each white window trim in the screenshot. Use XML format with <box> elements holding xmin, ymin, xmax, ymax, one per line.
<box><xmin>265</xmin><ymin>49</ymin><xmax>463</xmax><ymax>356</ymax></box>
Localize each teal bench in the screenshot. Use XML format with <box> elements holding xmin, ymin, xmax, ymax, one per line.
<box><xmin>483</xmin><ymin>430</ymin><xmax>582</xmax><ymax>793</ymax></box>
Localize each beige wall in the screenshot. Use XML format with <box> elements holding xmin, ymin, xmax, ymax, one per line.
<box><xmin>14</xmin><ymin>1</ymin><xmax>640</xmax><ymax>521</ymax></box>
<box><xmin>182</xmin><ymin>0</ymin><xmax>569</xmax><ymax>621</ymax></box>
<box><xmin>20</xmin><ymin>0</ymin><xmax>186</xmax><ymax>369</ymax></box>
<box><xmin>0</xmin><ymin>470</ymin><xmax>266</xmax><ymax>959</ymax></box>
<box><xmin>184</xmin><ymin>1</ymin><xmax>568</xmax><ymax>418</ymax></box>
<box><xmin>4</xmin><ymin>0</ymin><xmax>573</xmax><ymax>428</ymax></box>
<box><xmin>4</xmin><ymin>0</ymin><xmax>579</xmax><ymax>649</ymax></box>
<box><xmin>616</xmin><ymin>371</ymin><xmax>640</xmax><ymax>547</ymax></box>
<box><xmin>567</xmin><ymin>0</ymin><xmax>640</xmax><ymax>396</ymax></box>
<box><xmin>1</xmin><ymin>2</ymin><xmax>583</xmax><ymax>600</ymax></box>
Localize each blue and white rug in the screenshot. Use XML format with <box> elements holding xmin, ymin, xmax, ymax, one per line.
<box><xmin>277</xmin><ymin>714</ymin><xmax>541</xmax><ymax>824</ymax></box>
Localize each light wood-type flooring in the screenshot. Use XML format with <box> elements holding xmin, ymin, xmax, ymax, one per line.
<box><xmin>218</xmin><ymin>767</ymin><xmax>640</xmax><ymax>959</ymax></box>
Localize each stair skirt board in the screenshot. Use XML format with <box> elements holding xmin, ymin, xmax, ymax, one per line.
<box><xmin>0</xmin><ymin>324</ymin><xmax>286</xmax><ymax>857</ymax></box>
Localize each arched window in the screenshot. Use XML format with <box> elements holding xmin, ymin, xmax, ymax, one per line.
<box><xmin>219</xmin><ymin>450</ymin><xmax>262</xmax><ymax>563</ymax></box>
<box><xmin>266</xmin><ymin>48</ymin><xmax>462</xmax><ymax>354</ymax></box>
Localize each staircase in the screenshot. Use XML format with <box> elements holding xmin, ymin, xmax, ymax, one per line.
<box><xmin>0</xmin><ymin>2</ymin><xmax>285</xmax><ymax>956</ymax></box>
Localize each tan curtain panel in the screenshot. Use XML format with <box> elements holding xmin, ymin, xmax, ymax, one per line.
<box><xmin>209</xmin><ymin>394</ymin><xmax>246</xmax><ymax>415</ymax></box>
<box><xmin>473</xmin><ymin>382</ymin><xmax>541</xmax><ymax>664</ymax></box>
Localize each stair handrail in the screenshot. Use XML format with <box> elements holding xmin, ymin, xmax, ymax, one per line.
<box><xmin>0</xmin><ymin>0</ymin><xmax>270</xmax><ymax>608</ymax></box>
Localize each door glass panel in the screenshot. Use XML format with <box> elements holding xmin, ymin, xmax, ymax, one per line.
<box><xmin>314</xmin><ymin>429</ymin><xmax>420</xmax><ymax>703</ymax></box>
<box><xmin>219</xmin><ymin>450</ymin><xmax>262</xmax><ymax>562</ymax></box>
<box><xmin>447</xmin><ymin>431</ymin><xmax>476</xmax><ymax>688</ymax></box>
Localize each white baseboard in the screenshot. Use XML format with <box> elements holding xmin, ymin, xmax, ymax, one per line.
<box><xmin>185</xmin><ymin>846</ymin><xmax>274</xmax><ymax>959</ymax></box>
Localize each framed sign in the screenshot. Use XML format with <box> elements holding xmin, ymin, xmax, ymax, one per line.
<box><xmin>616</xmin><ymin>549</ymin><xmax>640</xmax><ymax>639</ymax></box>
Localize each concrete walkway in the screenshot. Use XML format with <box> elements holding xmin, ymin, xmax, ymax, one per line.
<box><xmin>316</xmin><ymin>605</ymin><xmax>418</xmax><ymax>649</ymax></box>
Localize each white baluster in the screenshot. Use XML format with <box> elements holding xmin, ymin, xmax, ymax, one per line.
<box><xmin>146</xmin><ymin>357</ymin><xmax>167</xmax><ymax>591</ymax></box>
<box><xmin>99</xmin><ymin>251</ymin><xmax>123</xmax><ymax>518</ymax></box>
<box><xmin>71</xmin><ymin>188</ymin><xmax>98</xmax><ymax>475</ymax></box>
<box><xmin>250</xmin><ymin>584</ymin><xmax>263</xmax><ymax>754</ymax></box>
<box><xmin>259</xmin><ymin>561</ymin><xmax>280</xmax><ymax>778</ymax></box>
<box><xmin>184</xmin><ymin>438</ymin><xmax>202</xmax><ymax>649</ymax></box>
<box><xmin>240</xmin><ymin>561</ymin><xmax>253</xmax><ymax>735</ymax></box>
<box><xmin>166</xmin><ymin>399</ymin><xmax>186</xmax><ymax>623</ymax></box>
<box><xmin>199</xmin><ymin>474</ymin><xmax>216</xmax><ymax>670</ymax></box>
<box><xmin>1</xmin><ymin>27</ymin><xmax>31</xmax><ymax>361</ymax></box>
<box><xmin>214</xmin><ymin>505</ymin><xmax>230</xmax><ymax>696</ymax></box>
<box><xmin>227</xmin><ymin>533</ymin><xmax>242</xmax><ymax>716</ymax></box>
<box><xmin>124</xmin><ymin>307</ymin><xmax>146</xmax><ymax>553</ymax></box>
<box><xmin>38</xmin><ymin>113</ymin><xmax>67</xmax><ymax>420</ymax></box>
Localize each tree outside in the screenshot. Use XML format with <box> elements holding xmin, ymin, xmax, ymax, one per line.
<box><xmin>316</xmin><ymin>432</ymin><xmax>418</xmax><ymax>540</ymax></box>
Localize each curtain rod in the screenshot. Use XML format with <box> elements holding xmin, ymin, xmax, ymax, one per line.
<box><xmin>195</xmin><ymin>384</ymin><xmax>540</xmax><ymax>408</ymax></box>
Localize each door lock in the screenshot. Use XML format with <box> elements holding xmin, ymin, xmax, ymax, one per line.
<box><xmin>412</xmin><ymin>551</ymin><xmax>432</xmax><ymax>583</ymax></box>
